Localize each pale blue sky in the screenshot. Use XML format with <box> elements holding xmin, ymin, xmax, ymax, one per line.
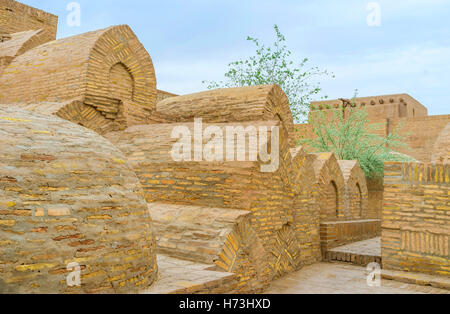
<box><xmin>22</xmin><ymin>0</ymin><xmax>450</xmax><ymax>115</ymax></box>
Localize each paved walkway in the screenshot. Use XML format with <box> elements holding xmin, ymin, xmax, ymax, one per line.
<box><xmin>265</xmin><ymin>262</ymin><xmax>449</xmax><ymax>294</ymax></box>
<box><xmin>328</xmin><ymin>237</ymin><xmax>381</xmax><ymax>256</ymax></box>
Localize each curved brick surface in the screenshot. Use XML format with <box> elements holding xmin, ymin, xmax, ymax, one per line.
<box><xmin>0</xmin><ymin>25</ymin><xmax>157</xmax><ymax>134</ymax></box>
<box><xmin>0</xmin><ymin>106</ymin><xmax>157</xmax><ymax>293</ymax></box>
<box><xmin>0</xmin><ymin>29</ymin><xmax>50</xmax><ymax>74</ymax></box>
<box><xmin>431</xmin><ymin>123</ymin><xmax>450</xmax><ymax>164</ymax></box>
<box><xmin>148</xmin><ymin>202</ymin><xmax>272</xmax><ymax>293</ymax></box>
<box><xmin>156</xmin><ymin>85</ymin><xmax>295</xmax><ymax>145</ymax></box>
<box><xmin>338</xmin><ymin>160</ymin><xmax>369</xmax><ymax>219</ymax></box>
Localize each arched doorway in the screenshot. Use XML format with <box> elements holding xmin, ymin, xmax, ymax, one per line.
<box><xmin>109</xmin><ymin>62</ymin><xmax>134</xmax><ymax>102</ymax></box>
<box><xmin>326</xmin><ymin>180</ymin><xmax>339</xmax><ymax>219</ymax></box>
<box><xmin>355</xmin><ymin>183</ymin><xmax>363</xmax><ymax>218</ymax></box>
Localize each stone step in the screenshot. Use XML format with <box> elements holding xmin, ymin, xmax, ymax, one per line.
<box><xmin>382</xmin><ymin>269</ymin><xmax>450</xmax><ymax>291</ymax></box>
<box><xmin>141</xmin><ymin>255</ymin><xmax>239</xmax><ymax>294</ymax></box>
<box><xmin>325</xmin><ymin>237</ymin><xmax>382</xmax><ymax>266</ymax></box>
<box><xmin>325</xmin><ymin>251</ymin><xmax>381</xmax><ymax>266</ymax></box>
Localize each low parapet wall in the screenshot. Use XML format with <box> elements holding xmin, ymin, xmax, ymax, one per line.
<box><xmin>320</xmin><ymin>219</ymin><xmax>381</xmax><ymax>254</ymax></box>
<box><xmin>382</xmin><ymin>162</ymin><xmax>449</xmax><ymax>277</ymax></box>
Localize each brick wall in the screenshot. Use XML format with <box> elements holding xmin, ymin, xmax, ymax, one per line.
<box><xmin>320</xmin><ymin>219</ymin><xmax>381</xmax><ymax>251</ymax></box>
<box><xmin>105</xmin><ymin>116</ymin><xmax>317</xmax><ymax>285</ymax></box>
<box><xmin>382</xmin><ymin>162</ymin><xmax>449</xmax><ymax>277</ymax></box>
<box><xmin>148</xmin><ymin>202</ymin><xmax>272</xmax><ymax>293</ymax></box>
<box><xmin>156</xmin><ymin>89</ymin><xmax>177</xmax><ymax>103</ymax></box>
<box><xmin>393</xmin><ymin>115</ymin><xmax>450</xmax><ymax>162</ymax></box>
<box><xmin>367</xmin><ymin>177</ymin><xmax>384</xmax><ymax>219</ymax></box>
<box><xmin>106</xmin><ymin>121</ymin><xmax>295</xmax><ymax>255</ymax></box>
<box><xmin>431</xmin><ymin>122</ymin><xmax>450</xmax><ymax>164</ymax></box>
<box><xmin>290</xmin><ymin>147</ymin><xmax>321</xmax><ymax>265</ymax></box>
<box><xmin>0</xmin><ymin>106</ymin><xmax>158</xmax><ymax>293</ymax></box>
<box><xmin>0</xmin><ymin>0</ymin><xmax>57</xmax><ymax>43</ymax></box>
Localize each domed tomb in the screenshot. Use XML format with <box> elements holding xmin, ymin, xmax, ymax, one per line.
<box><xmin>0</xmin><ymin>106</ymin><xmax>157</xmax><ymax>294</ymax></box>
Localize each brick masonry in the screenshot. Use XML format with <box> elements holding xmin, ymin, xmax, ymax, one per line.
<box><xmin>156</xmin><ymin>85</ymin><xmax>296</xmax><ymax>146</ymax></box>
<box><xmin>338</xmin><ymin>160</ymin><xmax>369</xmax><ymax>219</ymax></box>
<box><xmin>0</xmin><ymin>0</ymin><xmax>57</xmax><ymax>43</ymax></box>
<box><xmin>382</xmin><ymin>162</ymin><xmax>449</xmax><ymax>277</ymax></box>
<box><xmin>310</xmin><ymin>153</ymin><xmax>345</xmax><ymax>221</ymax></box>
<box><xmin>148</xmin><ymin>202</ymin><xmax>272</xmax><ymax>293</ymax></box>
<box><xmin>431</xmin><ymin>122</ymin><xmax>450</xmax><ymax>164</ymax></box>
<box><xmin>105</xmin><ymin>117</ymin><xmax>306</xmax><ymax>291</ymax></box>
<box><xmin>0</xmin><ymin>106</ymin><xmax>158</xmax><ymax>293</ymax></box>
<box><xmin>0</xmin><ymin>25</ymin><xmax>158</xmax><ymax>134</ymax></box>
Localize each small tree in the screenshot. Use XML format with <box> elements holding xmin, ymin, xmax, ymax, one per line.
<box><xmin>300</xmin><ymin>100</ymin><xmax>413</xmax><ymax>179</ymax></box>
<box><xmin>203</xmin><ymin>25</ymin><xmax>332</xmax><ymax>123</ymax></box>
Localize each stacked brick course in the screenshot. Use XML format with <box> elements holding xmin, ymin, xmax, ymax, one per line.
<box><xmin>0</xmin><ymin>0</ymin><xmax>57</xmax><ymax>43</ymax></box>
<box><xmin>3</xmin><ymin>0</ymin><xmax>447</xmax><ymax>294</ymax></box>
<box><xmin>0</xmin><ymin>106</ymin><xmax>158</xmax><ymax>293</ymax></box>
<box><xmin>157</xmin><ymin>85</ymin><xmax>295</xmax><ymax>145</ymax></box>
<box><xmin>0</xmin><ymin>25</ymin><xmax>158</xmax><ymax>134</ymax></box>
<box><xmin>382</xmin><ymin>162</ymin><xmax>449</xmax><ymax>277</ymax></box>
<box><xmin>105</xmin><ymin>116</ymin><xmax>304</xmax><ymax>291</ymax></box>
<box><xmin>148</xmin><ymin>203</ymin><xmax>272</xmax><ymax>293</ymax></box>
<box><xmin>310</xmin><ymin>153</ymin><xmax>345</xmax><ymax>221</ymax></box>
<box><xmin>0</xmin><ymin>29</ymin><xmax>50</xmax><ymax>74</ymax></box>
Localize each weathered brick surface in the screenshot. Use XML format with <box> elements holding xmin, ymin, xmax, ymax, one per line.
<box><xmin>157</xmin><ymin>89</ymin><xmax>178</xmax><ymax>103</ymax></box>
<box><xmin>0</xmin><ymin>29</ymin><xmax>50</xmax><ymax>74</ymax></box>
<box><xmin>320</xmin><ymin>219</ymin><xmax>381</xmax><ymax>252</ymax></box>
<box><xmin>367</xmin><ymin>177</ymin><xmax>384</xmax><ymax>219</ymax></box>
<box><xmin>297</xmin><ymin>95</ymin><xmax>450</xmax><ymax>224</ymax></box>
<box><xmin>106</xmin><ymin>116</ymin><xmax>313</xmax><ymax>289</ymax></box>
<box><xmin>0</xmin><ymin>106</ymin><xmax>158</xmax><ymax>293</ymax></box>
<box><xmin>289</xmin><ymin>147</ymin><xmax>321</xmax><ymax>265</ymax></box>
<box><xmin>393</xmin><ymin>115</ymin><xmax>450</xmax><ymax>163</ymax></box>
<box><xmin>156</xmin><ymin>85</ymin><xmax>295</xmax><ymax>146</ymax></box>
<box><xmin>148</xmin><ymin>202</ymin><xmax>272</xmax><ymax>293</ymax></box>
<box><xmin>0</xmin><ymin>25</ymin><xmax>158</xmax><ymax>134</ymax></box>
<box><xmin>431</xmin><ymin>122</ymin><xmax>450</xmax><ymax>164</ymax></box>
<box><xmin>382</xmin><ymin>162</ymin><xmax>449</xmax><ymax>277</ymax></box>
<box><xmin>338</xmin><ymin>160</ymin><xmax>369</xmax><ymax>219</ymax></box>
<box><xmin>0</xmin><ymin>0</ymin><xmax>57</xmax><ymax>43</ymax></box>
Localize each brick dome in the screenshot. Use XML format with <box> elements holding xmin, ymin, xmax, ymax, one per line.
<box><xmin>0</xmin><ymin>25</ymin><xmax>157</xmax><ymax>135</ymax></box>
<box><xmin>0</xmin><ymin>106</ymin><xmax>157</xmax><ymax>293</ymax></box>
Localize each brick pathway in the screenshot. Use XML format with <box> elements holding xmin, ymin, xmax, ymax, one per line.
<box><xmin>265</xmin><ymin>262</ymin><xmax>449</xmax><ymax>294</ymax></box>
